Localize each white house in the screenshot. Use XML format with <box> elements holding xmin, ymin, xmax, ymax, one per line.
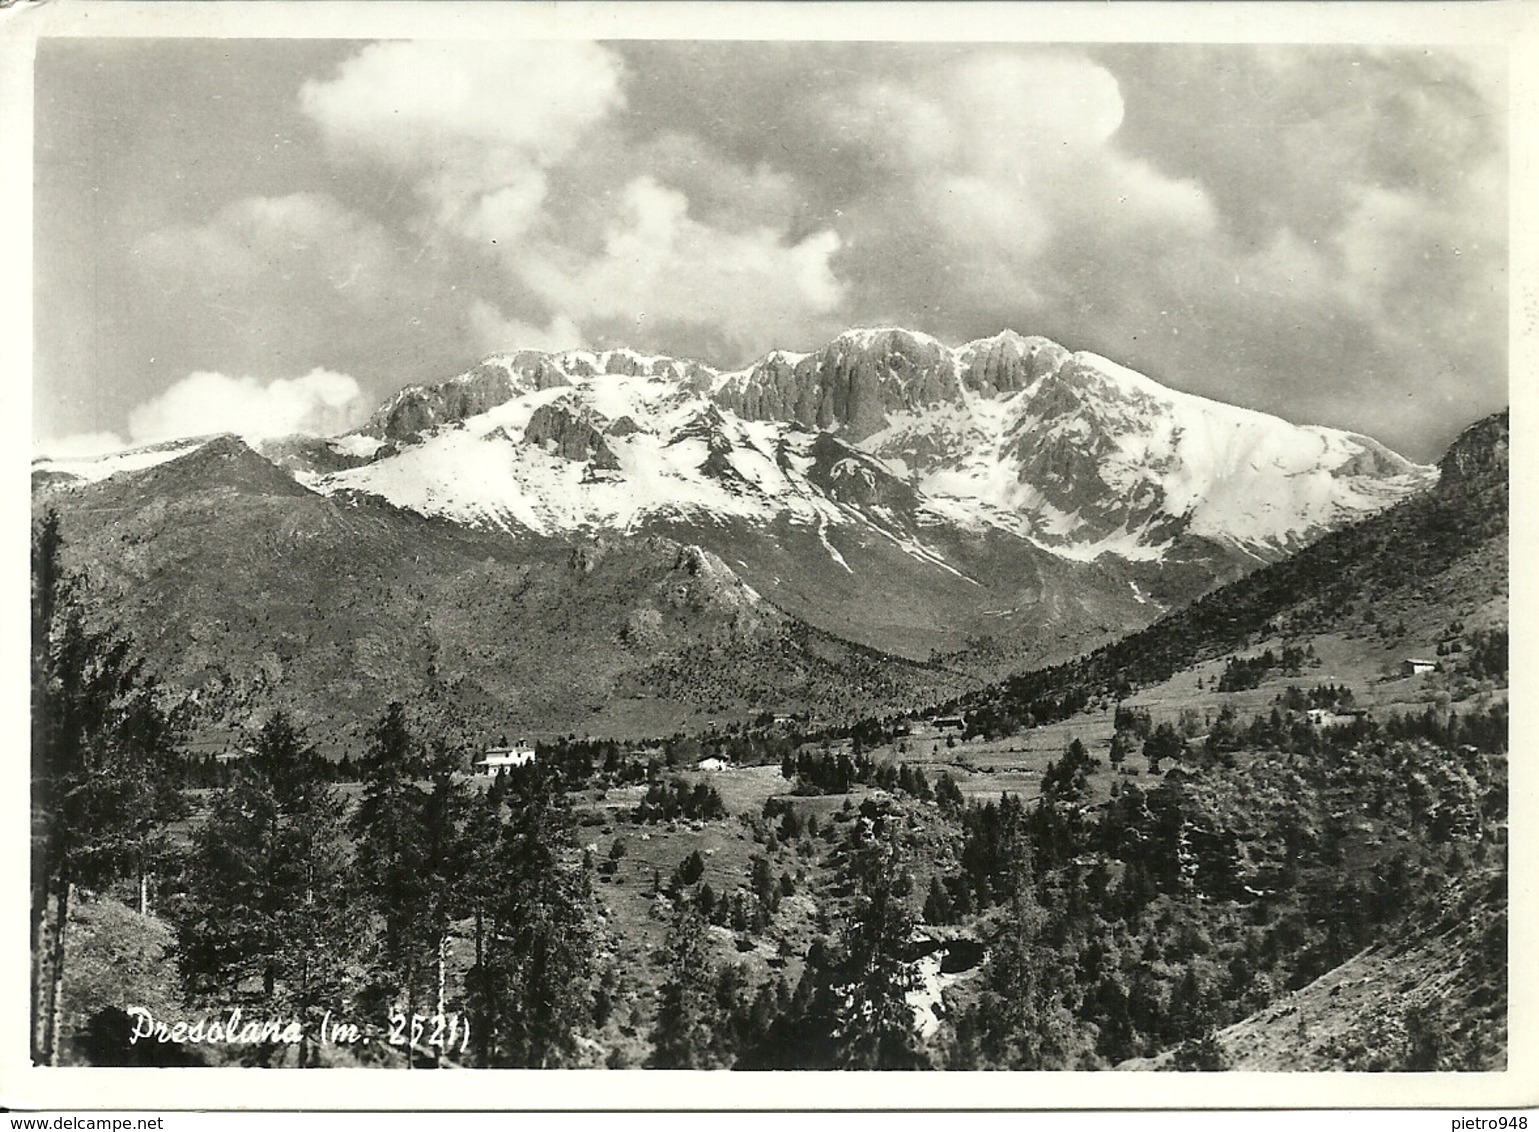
<box><xmin>696</xmin><ymin>756</ymin><xmax>730</xmax><ymax>772</ymax></box>
<box><xmin>1305</xmin><ymin>708</ymin><xmax>1368</xmax><ymax>728</ymax></box>
<box><xmin>476</xmin><ymin>745</ymin><xmax>536</xmax><ymax>776</ymax></box>
<box><xmin>1401</xmin><ymin>658</ymin><xmax>1439</xmax><ymax>677</ymax></box>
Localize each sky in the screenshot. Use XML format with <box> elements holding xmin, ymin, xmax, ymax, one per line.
<box><xmin>33</xmin><ymin>38</ymin><xmax>1507</xmax><ymax>463</ymax></box>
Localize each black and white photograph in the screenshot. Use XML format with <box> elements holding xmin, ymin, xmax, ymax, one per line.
<box><xmin>7</xmin><ymin>0</ymin><xmax>1532</xmax><ymax>1113</ymax></box>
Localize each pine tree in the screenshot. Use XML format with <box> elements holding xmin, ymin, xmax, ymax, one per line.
<box><xmin>647</xmin><ymin>905</ymin><xmax>723</xmax><ymax>1068</ymax></box>
<box><xmin>31</xmin><ymin>510</ymin><xmax>186</xmax><ymax>1065</ymax></box>
<box><xmin>955</xmin><ymin>834</ymin><xmax>1081</xmax><ymax>1069</ymax></box>
<box><xmin>830</xmin><ymin>827</ymin><xmax>923</xmax><ymax>1069</ymax></box>
<box><xmin>472</xmin><ymin>766</ymin><xmax>596</xmax><ymax>1067</ymax></box>
<box><xmin>923</xmin><ymin>875</ymin><xmax>955</xmax><ymax>925</ymax></box>
<box><xmin>739</xmin><ymin>938</ymin><xmax>842</xmax><ymax>1069</ymax></box>
<box><xmin>1042</xmin><ymin>738</ymin><xmax>1095</xmax><ymax>804</ymax></box>
<box><xmin>175</xmin><ymin>711</ymin><xmax>356</xmax><ymax>1066</ymax></box>
<box><xmin>1144</xmin><ymin>721</ymin><xmax>1186</xmax><ymax>774</ymax></box>
<box><xmin>351</xmin><ymin>703</ymin><xmax>430</xmax><ymax>1020</ymax></box>
<box><xmin>416</xmin><ymin>735</ymin><xmax>475</xmax><ymax>1064</ymax></box>
<box><xmin>1109</xmin><ymin>729</ymin><xmax>1136</xmax><ymax>771</ymax></box>
<box><xmin>350</xmin><ymin>703</ymin><xmax>473</xmax><ymax>1045</ymax></box>
<box><xmin>459</xmin><ymin>784</ymin><xmax>506</xmax><ymax>1067</ymax></box>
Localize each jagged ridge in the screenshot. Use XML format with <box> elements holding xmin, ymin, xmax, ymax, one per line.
<box><xmin>304</xmin><ymin>327</ymin><xmax>1435</xmax><ymax>566</ymax></box>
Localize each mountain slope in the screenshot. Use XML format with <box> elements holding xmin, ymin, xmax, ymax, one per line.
<box><xmin>1117</xmin><ymin>865</ymin><xmax>1507</xmax><ymax>1071</ymax></box>
<box><xmin>945</xmin><ymin>409</ymin><xmax>1507</xmax><ymax>733</ymax></box>
<box><xmin>32</xmin><ymin>437</ymin><xmax>975</xmax><ymax>743</ymax></box>
<box><xmin>309</xmin><ymin>328</ymin><xmax>1431</xmax><ymax>565</ymax></box>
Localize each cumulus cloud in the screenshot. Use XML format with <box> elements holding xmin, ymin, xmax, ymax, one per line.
<box><xmin>40</xmin><ymin>369</ymin><xmax>370</xmax><ymax>458</ymax></box>
<box><xmin>813</xmin><ymin>51</ymin><xmax>1217</xmax><ymax>345</ymax></box>
<box><xmin>130</xmin><ymin>192</ymin><xmax>419</xmax><ymax>387</ymax></box>
<box><xmin>127</xmin><ymin>368</ymin><xmax>369</xmax><ymax>444</ymax></box>
<box><xmin>914</xmin><ymin>51</ymin><xmax>1127</xmax><ymax>158</ymax></box>
<box><xmin>299</xmin><ymin>42</ymin><xmax>846</xmax><ymax>362</ymax></box>
<box><xmin>518</xmin><ymin>177</ymin><xmax>845</xmax><ymax>359</ymax></box>
<box><xmin>300</xmin><ymin>40</ymin><xmax>624</xmax><ymax>241</ymax></box>
<box><xmin>1102</xmin><ymin>46</ymin><xmax>1504</xmax><ymax>244</ymax></box>
<box><xmin>746</xmin><ymin>44</ymin><xmax>1502</xmax><ymax>451</ymax></box>
<box><xmin>34</xmin><ymin>431</ymin><xmax>132</xmax><ymax>460</ymax></box>
<box><xmin>128</xmin><ymin>187</ymin><xmax>531</xmax><ymax>406</ymax></box>
<box><xmin>39</xmin><ymin>41</ymin><xmax>1504</xmax><ymax>462</ymax></box>
<box><xmin>468</xmin><ymin>301</ymin><xmax>585</xmax><ymax>356</ymax></box>
<box><xmin>137</xmin><ymin>192</ymin><xmax>398</xmax><ymax>300</ymax></box>
<box><xmin>1062</xmin><ymin>45</ymin><xmax>1506</xmax><ymax>437</ymax></box>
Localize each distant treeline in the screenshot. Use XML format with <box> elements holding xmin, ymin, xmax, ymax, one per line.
<box><xmin>1215</xmin><ymin>645</ymin><xmax>1313</xmax><ymax>692</ymax></box>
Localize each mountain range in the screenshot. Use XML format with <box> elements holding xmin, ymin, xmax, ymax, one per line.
<box><xmin>33</xmin><ymin>327</ymin><xmax>1443</xmax><ymax>740</ymax></box>
<box><xmin>944</xmin><ymin>408</ymin><xmax>1508</xmax><ymax>736</ymax></box>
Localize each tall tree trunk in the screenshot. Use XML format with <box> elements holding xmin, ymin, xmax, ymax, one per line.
<box><xmin>435</xmin><ymin>930</ymin><xmax>448</xmax><ymax>1069</ymax></box>
<box><xmin>300</xmin><ymin>952</ymin><xmax>310</xmax><ymax>1069</ymax></box>
<box><xmin>31</xmin><ymin>864</ymin><xmax>54</xmax><ymax>1064</ymax></box>
<box><xmin>473</xmin><ymin>903</ymin><xmax>491</xmax><ymax>1067</ymax></box>
<box><xmin>42</xmin><ymin>876</ymin><xmax>72</xmax><ymax>1067</ymax></box>
<box><xmin>405</xmin><ymin>948</ymin><xmax>415</xmax><ymax>1070</ymax></box>
<box><xmin>31</xmin><ymin>810</ymin><xmax>67</xmax><ymax>1064</ymax></box>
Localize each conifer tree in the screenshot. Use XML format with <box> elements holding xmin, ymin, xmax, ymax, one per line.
<box><xmin>31</xmin><ymin>510</ymin><xmax>186</xmax><ymax>1064</ymax></box>
<box><xmin>949</xmin><ymin>807</ymin><xmax>1087</xmax><ymax>1070</ymax></box>
<box><xmin>175</xmin><ymin>711</ymin><xmax>356</xmax><ymax>1066</ymax></box>
<box><xmin>830</xmin><ymin>827</ymin><xmax>923</xmax><ymax>1069</ymax></box>
<box><xmin>351</xmin><ymin>703</ymin><xmax>432</xmax><ymax>1019</ymax></box>
<box><xmin>648</xmin><ymin>905</ymin><xmax>722</xmax><ymax>1068</ymax></box>
<box><xmin>418</xmin><ymin>736</ymin><xmax>475</xmax><ymax>1040</ymax></box>
<box><xmin>350</xmin><ymin>704</ymin><xmax>475</xmax><ymax>1062</ymax></box>
<box><xmin>962</xmin><ymin>849</ymin><xmax>1081</xmax><ymax>1069</ymax></box>
<box><xmin>472</xmin><ymin>765</ymin><xmax>597</xmax><ymax>1067</ymax></box>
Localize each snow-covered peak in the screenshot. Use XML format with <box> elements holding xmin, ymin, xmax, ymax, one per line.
<box><xmin>761</xmin><ymin>348</ymin><xmax>809</xmax><ymax>366</ymax></box>
<box><xmin>831</xmin><ymin>326</ymin><xmax>950</xmax><ymax>352</ymax></box>
<box><xmin>32</xmin><ymin>435</ymin><xmax>222</xmax><ymax>484</ymax></box>
<box><xmin>217</xmin><ymin>326</ymin><xmax>1436</xmax><ymax>568</ymax></box>
<box><xmin>959</xmin><ymin>329</ymin><xmax>1047</xmax><ymax>356</ymax></box>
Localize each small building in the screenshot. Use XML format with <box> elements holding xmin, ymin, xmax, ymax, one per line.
<box><xmin>476</xmin><ymin>745</ymin><xmax>536</xmax><ymax>776</ymax></box>
<box><xmin>931</xmin><ymin>716</ymin><xmax>966</xmax><ymax>732</ymax></box>
<box><xmin>1401</xmin><ymin>658</ymin><xmax>1439</xmax><ymax>677</ymax></box>
<box><xmin>1305</xmin><ymin>708</ymin><xmax>1369</xmax><ymax>728</ymax></box>
<box><xmin>696</xmin><ymin>757</ymin><xmax>730</xmax><ymax>772</ymax></box>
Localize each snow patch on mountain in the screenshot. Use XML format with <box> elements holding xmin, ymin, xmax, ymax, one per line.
<box><xmin>294</xmin><ymin>328</ymin><xmax>1434</xmax><ymax>568</ymax></box>
<box><xmin>32</xmin><ymin>437</ymin><xmax>213</xmax><ymax>483</ymax></box>
<box><xmin>328</xmin><ymin>434</ymin><xmax>388</xmax><ymax>459</ymax></box>
<box><xmin>835</xmin><ymin>326</ymin><xmax>950</xmax><ymax>352</ymax></box>
<box><xmin>816</xmin><ymin>517</ymin><xmax>854</xmax><ymax>574</ymax></box>
<box><xmin>325</xmin><ymin>369</ymin><xmax>849</xmax><ymax>539</ymax></box>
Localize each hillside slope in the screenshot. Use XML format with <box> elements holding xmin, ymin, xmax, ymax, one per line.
<box><xmin>306</xmin><ymin>330</ymin><xmax>1431</xmax><ymax>664</ymax></box>
<box><xmin>947</xmin><ymin>410</ymin><xmax>1507</xmax><ymax>734</ymax></box>
<box><xmin>1118</xmin><ymin>865</ymin><xmax>1507</xmax><ymax>1071</ymax></box>
<box><xmin>33</xmin><ymin>437</ymin><xmax>974</xmax><ymax>744</ymax></box>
